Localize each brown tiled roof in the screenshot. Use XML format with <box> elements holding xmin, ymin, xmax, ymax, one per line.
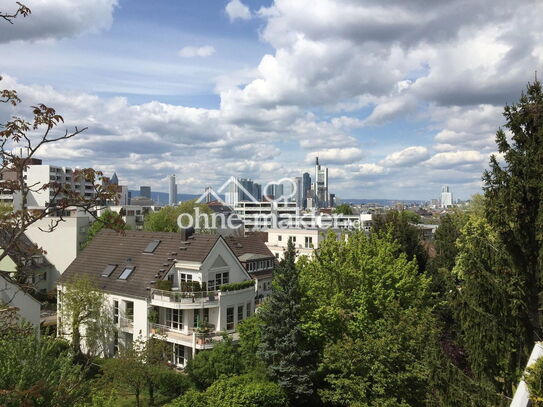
<box><xmin>59</xmin><ymin>230</ymin><xmax>221</xmax><ymax>298</ymax></box>
<box><xmin>223</xmin><ymin>235</ymin><xmax>274</xmax><ymax>260</ymax></box>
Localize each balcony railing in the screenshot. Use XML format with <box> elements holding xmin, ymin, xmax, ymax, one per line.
<box><xmin>150</xmin><ymin>289</ymin><xmax>219</xmax><ymax>305</ymax></box>
<box><xmin>148</xmin><ymin>322</ymin><xmax>222</xmax><ymax>346</ymax></box>
<box><xmin>119</xmin><ymin>316</ymin><xmax>134</xmax><ymax>331</ymax></box>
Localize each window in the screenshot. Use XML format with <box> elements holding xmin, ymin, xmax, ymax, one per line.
<box><xmin>102</xmin><ymin>264</ymin><xmax>117</xmax><ymax>278</ymax></box>
<box><xmin>113</xmin><ymin>300</ymin><xmax>119</xmax><ymax>324</ymax></box>
<box><xmin>237</xmin><ymin>305</ymin><xmax>244</xmax><ymax>323</ymax></box>
<box><xmin>246</xmin><ymin>302</ymin><xmax>251</xmax><ymax>318</ymax></box>
<box><xmin>124</xmin><ymin>301</ymin><xmax>134</xmax><ymax>321</ymax></box>
<box><xmin>226</xmin><ymin>307</ymin><xmax>234</xmax><ymax>330</ymax></box>
<box><xmin>305</xmin><ymin>236</ymin><xmax>313</xmax><ymax>248</ymax></box>
<box><xmin>167</xmin><ymin>309</ymin><xmax>183</xmax><ymax>330</ymax></box>
<box><xmin>203</xmin><ymin>308</ymin><xmax>209</xmax><ymax>323</ymax></box>
<box><xmin>143</xmin><ymin>239</ymin><xmax>161</xmax><ymax>253</ymax></box>
<box><xmin>180</xmin><ymin>273</ymin><xmax>193</xmax><ymax>282</ymax></box>
<box><xmin>275</xmin><ymin>253</ymin><xmax>279</xmax><ymax>258</ymax></box>
<box><xmin>118</xmin><ymin>266</ymin><xmax>134</xmax><ymax>280</ymax></box>
<box><xmin>207</xmin><ymin>278</ymin><xmax>215</xmax><ymax>291</ymax></box>
<box><xmin>278</xmin><ymin>235</ymin><xmax>282</xmax><ymax>242</ymax></box>
<box><xmin>215</xmin><ymin>272</ymin><xmax>229</xmax><ymax>288</ymax></box>
<box><xmin>292</xmin><ymin>236</ymin><xmax>297</xmax><ymax>242</ymax></box>
<box><xmin>173</xmin><ymin>343</ymin><xmax>185</xmax><ymax>367</ymax></box>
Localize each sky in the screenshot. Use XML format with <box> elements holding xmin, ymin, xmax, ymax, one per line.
<box><xmin>0</xmin><ymin>0</ymin><xmax>542</xmax><ymax>200</ymax></box>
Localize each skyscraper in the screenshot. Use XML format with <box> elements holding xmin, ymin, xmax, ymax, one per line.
<box><xmin>314</xmin><ymin>157</ymin><xmax>329</xmax><ymax>208</ymax></box>
<box><xmin>294</xmin><ymin>176</ymin><xmax>303</xmax><ymax>207</ymax></box>
<box><xmin>440</xmin><ymin>185</ymin><xmax>453</xmax><ymax>208</ymax></box>
<box><xmin>140</xmin><ymin>186</ymin><xmax>151</xmax><ymax>199</ymax></box>
<box><xmin>169</xmin><ymin>174</ymin><xmax>177</xmax><ymax>206</ymax></box>
<box><xmin>302</xmin><ymin>172</ymin><xmax>311</xmax><ymax>208</ymax></box>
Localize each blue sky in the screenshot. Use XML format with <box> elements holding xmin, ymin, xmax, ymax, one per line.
<box><xmin>1</xmin><ymin>0</ymin><xmax>541</xmax><ymax>199</ymax></box>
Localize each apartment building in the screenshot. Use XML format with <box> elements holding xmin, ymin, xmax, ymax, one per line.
<box><xmin>224</xmin><ymin>234</ymin><xmax>276</xmax><ymax>305</ymax></box>
<box><xmin>58</xmin><ymin>229</ymin><xmax>256</xmax><ymax>368</ymax></box>
<box><xmin>24</xmin><ymin>209</ymin><xmax>91</xmax><ymax>291</ymax></box>
<box><xmin>233</xmin><ymin>201</ymin><xmax>299</xmax><ymax>231</ymax></box>
<box><xmin>266</xmin><ymin>228</ymin><xmax>327</xmax><ymax>260</ymax></box>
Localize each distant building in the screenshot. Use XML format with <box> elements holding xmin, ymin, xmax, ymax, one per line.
<box><xmin>302</xmin><ymin>172</ymin><xmax>311</xmax><ymax>208</ymax></box>
<box><xmin>140</xmin><ymin>186</ymin><xmax>151</xmax><ymax>199</ymax></box>
<box><xmin>168</xmin><ymin>174</ymin><xmax>177</xmax><ymax>206</ymax></box>
<box><xmin>440</xmin><ymin>185</ymin><xmax>453</xmax><ymax>208</ymax></box>
<box><xmin>314</xmin><ymin>157</ymin><xmax>329</xmax><ymax>208</ymax></box>
<box><xmin>294</xmin><ymin>177</ymin><xmax>303</xmax><ymax>207</ymax></box>
<box><xmin>224</xmin><ymin>178</ymin><xmax>261</xmax><ymax>206</ymax></box>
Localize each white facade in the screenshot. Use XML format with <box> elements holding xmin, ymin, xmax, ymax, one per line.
<box><xmin>25</xmin><ymin>213</ymin><xmax>90</xmax><ymax>290</ymax></box>
<box><xmin>314</xmin><ymin>157</ymin><xmax>329</xmax><ymax>208</ymax></box>
<box><xmin>266</xmin><ymin>228</ymin><xmax>324</xmax><ymax>260</ymax></box>
<box><xmin>234</xmin><ymin>201</ymin><xmax>299</xmax><ymax>230</ymax></box>
<box><xmin>0</xmin><ymin>274</ymin><xmax>41</xmax><ymax>327</ymax></box>
<box><xmin>24</xmin><ymin>164</ymin><xmax>97</xmax><ymax>209</ymax></box>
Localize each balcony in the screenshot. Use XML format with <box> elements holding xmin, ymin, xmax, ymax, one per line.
<box><xmin>119</xmin><ymin>316</ymin><xmax>134</xmax><ymax>333</ymax></box>
<box><xmin>148</xmin><ymin>323</ymin><xmax>237</xmax><ymax>349</ymax></box>
<box><xmin>150</xmin><ymin>289</ymin><xmax>219</xmax><ymax>309</ymax></box>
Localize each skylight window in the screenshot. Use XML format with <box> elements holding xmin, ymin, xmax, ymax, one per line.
<box><xmin>118</xmin><ymin>266</ymin><xmax>135</xmax><ymax>280</ymax></box>
<box><xmin>101</xmin><ymin>264</ymin><xmax>117</xmax><ymax>278</ymax></box>
<box><xmin>143</xmin><ymin>239</ymin><xmax>161</xmax><ymax>253</ymax></box>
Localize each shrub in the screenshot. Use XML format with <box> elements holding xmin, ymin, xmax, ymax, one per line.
<box><xmin>219</xmin><ymin>280</ymin><xmax>255</xmax><ymax>292</ymax></box>
<box><xmin>156</xmin><ymin>370</ymin><xmax>194</xmax><ymax>400</ymax></box>
<box><xmin>155</xmin><ymin>280</ymin><xmax>172</xmax><ymax>291</ymax></box>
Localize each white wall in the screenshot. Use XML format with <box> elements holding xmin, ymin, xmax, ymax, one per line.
<box><xmin>0</xmin><ymin>275</ymin><xmax>41</xmax><ymax>327</ymax></box>
<box><xmin>25</xmin><ymin>216</ymin><xmax>90</xmax><ymax>289</ymax></box>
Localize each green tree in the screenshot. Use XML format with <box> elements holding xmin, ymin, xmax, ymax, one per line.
<box><xmin>333</xmin><ymin>203</ymin><xmax>353</xmax><ymax>215</ymax></box>
<box><xmin>300</xmin><ymin>231</ymin><xmax>437</xmax><ymax>406</ymax></box>
<box><xmin>0</xmin><ymin>331</ymin><xmax>89</xmax><ymax>406</ymax></box>
<box><xmin>525</xmin><ymin>357</ymin><xmax>543</xmax><ymax>406</ymax></box>
<box><xmin>483</xmin><ymin>80</ymin><xmax>543</xmax><ymax>351</ymax></box>
<box><xmin>451</xmin><ymin>217</ymin><xmax>527</xmax><ymax>395</ymax></box>
<box><xmin>60</xmin><ymin>276</ymin><xmax>114</xmax><ymax>356</ymax></box>
<box><xmin>258</xmin><ymin>239</ymin><xmax>316</xmax><ymax>405</ymax></box>
<box><xmin>84</xmin><ymin>210</ymin><xmax>129</xmax><ymax>247</ymax></box>
<box><xmin>144</xmin><ymin>199</ymin><xmax>214</xmax><ymax>232</ymax></box>
<box><xmin>185</xmin><ymin>336</ymin><xmax>244</xmax><ymax>389</ymax></box>
<box><xmin>237</xmin><ymin>315</ymin><xmax>265</xmax><ymax>372</ymax></box>
<box><xmin>372</xmin><ymin>209</ymin><xmax>428</xmax><ymax>272</ymax></box>
<box><xmin>100</xmin><ymin>344</ymin><xmax>147</xmax><ymax>407</ymax></box>
<box><xmin>99</xmin><ymin>337</ymin><xmax>174</xmax><ymax>407</ymax></box>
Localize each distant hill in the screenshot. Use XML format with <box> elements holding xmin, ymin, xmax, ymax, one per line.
<box><xmin>341</xmin><ymin>199</ymin><xmax>426</xmax><ymax>206</ymax></box>
<box><xmin>129</xmin><ymin>191</ymin><xmax>223</xmax><ymax>205</ymax></box>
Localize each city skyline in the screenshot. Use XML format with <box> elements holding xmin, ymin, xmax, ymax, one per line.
<box><xmin>0</xmin><ymin>0</ymin><xmax>541</xmax><ymax>200</ymax></box>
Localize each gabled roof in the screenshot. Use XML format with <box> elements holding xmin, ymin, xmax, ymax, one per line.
<box><xmin>59</xmin><ymin>230</ymin><xmax>221</xmax><ymax>298</ymax></box>
<box><xmin>0</xmin><ymin>230</ymin><xmax>51</xmax><ymax>270</ymax></box>
<box><xmin>224</xmin><ymin>235</ymin><xmax>275</xmax><ymax>260</ymax></box>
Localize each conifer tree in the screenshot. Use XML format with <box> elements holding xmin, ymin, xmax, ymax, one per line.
<box><xmin>483</xmin><ymin>80</ymin><xmax>543</xmax><ymax>348</ymax></box>
<box><xmin>258</xmin><ymin>239</ymin><xmax>316</xmax><ymax>405</ymax></box>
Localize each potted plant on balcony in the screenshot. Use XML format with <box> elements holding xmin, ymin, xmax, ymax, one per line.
<box><xmin>148</xmin><ymin>307</ymin><xmax>159</xmax><ymax>334</ymax></box>
<box><xmin>195</xmin><ymin>321</ymin><xmax>212</xmax><ymax>345</ymax></box>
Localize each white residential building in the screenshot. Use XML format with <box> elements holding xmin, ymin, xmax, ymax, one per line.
<box><xmin>234</xmin><ymin>201</ymin><xmax>299</xmax><ymax>230</ymax></box>
<box><xmin>58</xmin><ymin>229</ymin><xmax>257</xmax><ymax>368</ymax></box>
<box><xmin>266</xmin><ymin>228</ymin><xmax>326</xmax><ymax>260</ymax></box>
<box><xmin>25</xmin><ymin>209</ymin><xmax>91</xmax><ymax>291</ymax></box>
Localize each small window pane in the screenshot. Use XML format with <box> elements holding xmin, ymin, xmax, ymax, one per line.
<box><xmin>143</xmin><ymin>239</ymin><xmax>161</xmax><ymax>253</ymax></box>
<box><xmin>102</xmin><ymin>264</ymin><xmax>117</xmax><ymax>277</ymax></box>
<box><xmin>118</xmin><ymin>266</ymin><xmax>134</xmax><ymax>280</ymax></box>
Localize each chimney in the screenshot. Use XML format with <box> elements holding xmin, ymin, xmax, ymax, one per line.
<box><xmin>180</xmin><ymin>227</ymin><xmax>195</xmax><ymax>241</ymax></box>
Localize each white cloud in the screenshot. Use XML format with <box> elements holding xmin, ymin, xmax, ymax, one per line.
<box><xmin>225</xmin><ymin>0</ymin><xmax>251</xmax><ymax>21</ymax></box>
<box><xmin>178</xmin><ymin>45</ymin><xmax>216</xmax><ymax>58</ymax></box>
<box><xmin>0</xmin><ymin>0</ymin><xmax>118</xmax><ymax>43</ymax></box>
<box><xmin>305</xmin><ymin>148</ymin><xmax>363</xmax><ymax>165</ymax></box>
<box><xmin>380</xmin><ymin>146</ymin><xmax>429</xmax><ymax>167</ymax></box>
<box><xmin>423</xmin><ymin>151</ymin><xmax>487</xmax><ymax>169</ymax></box>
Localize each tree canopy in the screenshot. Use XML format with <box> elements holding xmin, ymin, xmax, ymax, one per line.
<box><xmin>144</xmin><ymin>200</ymin><xmax>214</xmax><ymax>232</ymax></box>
